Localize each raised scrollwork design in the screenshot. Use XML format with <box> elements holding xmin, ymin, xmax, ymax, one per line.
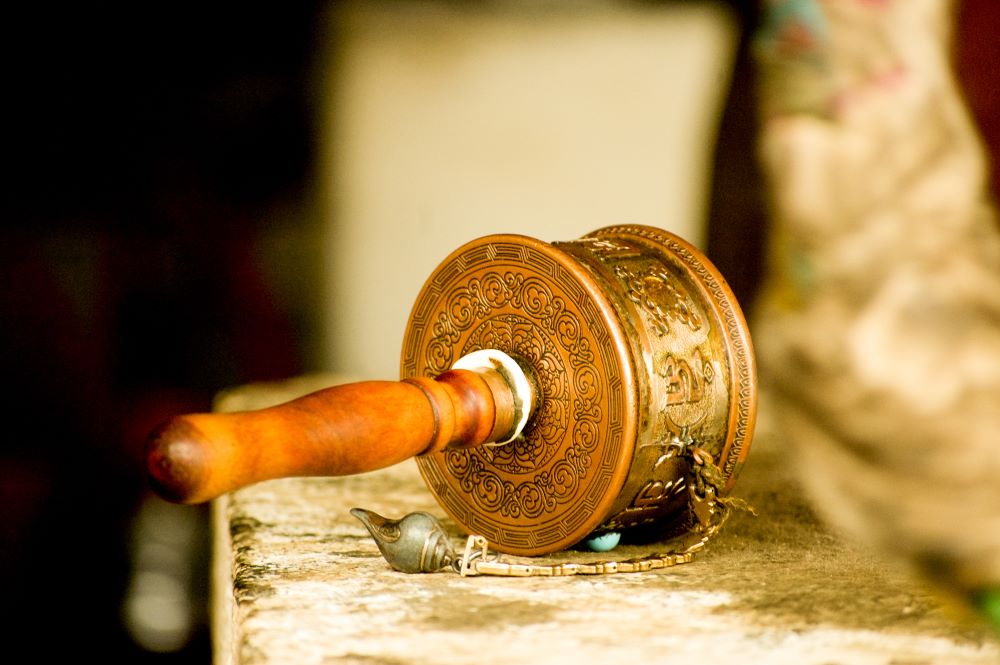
<box><xmin>421</xmin><ymin>264</ymin><xmax>606</xmax><ymax>521</ymax></box>
<box><xmin>463</xmin><ymin>314</ymin><xmax>567</xmax><ymax>474</ymax></box>
<box><xmin>613</xmin><ymin>264</ymin><xmax>702</xmax><ymax>336</ymax></box>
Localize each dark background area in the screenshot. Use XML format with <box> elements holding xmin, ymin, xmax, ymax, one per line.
<box><xmin>2</xmin><ymin>4</ymin><xmax>325</xmax><ymax>661</ymax></box>
<box><xmin>0</xmin><ymin>1</ymin><xmax>997</xmax><ymax>662</ymax></box>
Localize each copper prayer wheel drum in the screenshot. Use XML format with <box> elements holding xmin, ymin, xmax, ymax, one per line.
<box><xmin>401</xmin><ymin>225</ymin><xmax>756</xmax><ymax>556</ymax></box>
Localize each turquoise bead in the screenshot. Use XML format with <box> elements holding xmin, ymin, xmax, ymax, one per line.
<box><xmin>584</xmin><ymin>531</ymin><xmax>621</xmax><ymax>552</ymax></box>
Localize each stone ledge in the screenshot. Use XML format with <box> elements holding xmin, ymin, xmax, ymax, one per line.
<box><xmin>211</xmin><ymin>375</ymin><xmax>999</xmax><ymax>664</ymax></box>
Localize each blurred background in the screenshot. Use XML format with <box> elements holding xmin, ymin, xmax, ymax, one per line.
<box><xmin>1</xmin><ymin>1</ymin><xmax>996</xmax><ymax>662</ymax></box>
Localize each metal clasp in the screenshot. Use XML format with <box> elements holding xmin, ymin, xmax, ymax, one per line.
<box><xmin>454</xmin><ymin>535</ymin><xmax>490</xmax><ymax>577</ymax></box>
<box><xmin>664</xmin><ymin>428</ymin><xmax>694</xmax><ymax>459</ymax></box>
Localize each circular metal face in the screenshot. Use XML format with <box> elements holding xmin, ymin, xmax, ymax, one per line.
<box><xmin>401</xmin><ymin>235</ymin><xmax>639</xmax><ymax>556</ymax></box>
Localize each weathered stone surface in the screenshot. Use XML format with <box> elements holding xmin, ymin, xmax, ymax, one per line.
<box><xmin>212</xmin><ymin>376</ymin><xmax>999</xmax><ymax>664</ymax></box>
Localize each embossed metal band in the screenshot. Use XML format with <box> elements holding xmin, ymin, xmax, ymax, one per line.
<box><xmin>585</xmin><ymin>225</ymin><xmax>756</xmax><ymax>491</ymax></box>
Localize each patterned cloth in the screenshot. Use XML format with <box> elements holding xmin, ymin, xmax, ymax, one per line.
<box><xmin>753</xmin><ymin>0</ymin><xmax>1000</xmax><ymax>625</ymax></box>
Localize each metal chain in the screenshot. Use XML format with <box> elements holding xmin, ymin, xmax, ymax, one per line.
<box><xmin>453</xmin><ymin>445</ymin><xmax>747</xmax><ymax>577</ymax></box>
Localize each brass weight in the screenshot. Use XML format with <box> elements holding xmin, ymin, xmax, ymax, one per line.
<box><xmin>145</xmin><ymin>225</ymin><xmax>756</xmax><ymax>557</ymax></box>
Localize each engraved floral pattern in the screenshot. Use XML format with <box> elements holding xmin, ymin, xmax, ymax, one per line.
<box><xmin>425</xmin><ymin>269</ymin><xmax>604</xmax><ymax>520</ymax></box>
<box><xmin>463</xmin><ymin>314</ymin><xmax>566</xmax><ymax>473</ymax></box>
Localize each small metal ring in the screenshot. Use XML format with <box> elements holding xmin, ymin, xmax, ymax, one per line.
<box><xmin>452</xmin><ymin>548</ymin><xmax>484</xmax><ymax>574</ymax></box>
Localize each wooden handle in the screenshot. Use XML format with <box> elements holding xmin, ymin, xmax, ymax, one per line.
<box><xmin>145</xmin><ymin>368</ymin><xmax>519</xmax><ymax>504</ymax></box>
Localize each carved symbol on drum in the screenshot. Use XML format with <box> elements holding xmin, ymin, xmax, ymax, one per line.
<box><xmin>601</xmin><ymin>436</ymin><xmax>690</xmax><ymax>530</ymax></box>
<box><xmin>613</xmin><ymin>265</ymin><xmax>702</xmax><ymax>336</ymax></box>
<box><xmin>661</xmin><ymin>348</ymin><xmax>713</xmax><ymax>406</ymax></box>
<box><xmin>573</xmin><ymin>237</ymin><xmax>643</xmax><ymax>260</ymax></box>
<box><xmin>632</xmin><ymin>477</ymin><xmax>686</xmax><ymax>508</ymax></box>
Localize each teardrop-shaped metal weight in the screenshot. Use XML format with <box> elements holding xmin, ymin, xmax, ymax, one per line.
<box><xmin>350</xmin><ymin>508</ymin><xmax>456</xmax><ymax>573</ymax></box>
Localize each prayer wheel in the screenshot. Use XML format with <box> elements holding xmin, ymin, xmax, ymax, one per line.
<box><xmin>145</xmin><ymin>225</ymin><xmax>757</xmax><ymax>556</ymax></box>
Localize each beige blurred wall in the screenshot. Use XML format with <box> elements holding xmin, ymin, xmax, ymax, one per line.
<box><xmin>319</xmin><ymin>1</ymin><xmax>738</xmax><ymax>379</ymax></box>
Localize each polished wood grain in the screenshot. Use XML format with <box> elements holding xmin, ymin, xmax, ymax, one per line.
<box><xmin>145</xmin><ymin>368</ymin><xmax>515</xmax><ymax>504</ymax></box>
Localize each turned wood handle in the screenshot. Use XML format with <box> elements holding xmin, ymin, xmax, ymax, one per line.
<box><xmin>145</xmin><ymin>368</ymin><xmax>520</xmax><ymax>504</ymax></box>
